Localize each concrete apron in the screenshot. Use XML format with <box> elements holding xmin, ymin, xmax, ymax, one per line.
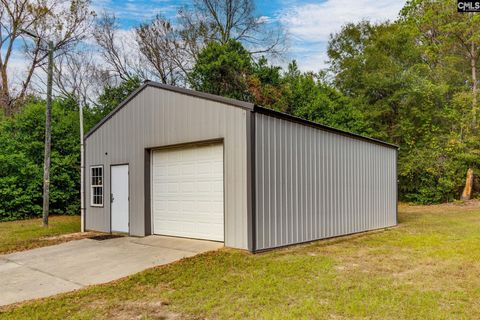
<box><xmin>0</xmin><ymin>236</ymin><xmax>223</xmax><ymax>307</ymax></box>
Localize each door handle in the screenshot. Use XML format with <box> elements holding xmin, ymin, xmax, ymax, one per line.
<box><xmin>111</xmin><ymin>193</ymin><xmax>114</xmax><ymax>203</ymax></box>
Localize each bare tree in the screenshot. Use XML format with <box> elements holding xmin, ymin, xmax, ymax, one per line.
<box><xmin>94</xmin><ymin>1</ymin><xmax>286</xmax><ymax>87</ymax></box>
<box><xmin>49</xmin><ymin>50</ymin><xmax>103</xmax><ymax>106</ymax></box>
<box><xmin>135</xmin><ymin>15</ymin><xmax>189</xmax><ymax>85</ymax></box>
<box><xmin>0</xmin><ymin>0</ymin><xmax>94</xmax><ymax>115</ymax></box>
<box><xmin>93</xmin><ymin>13</ymin><xmax>148</xmax><ymax>82</ymax></box>
<box><xmin>178</xmin><ymin>0</ymin><xmax>286</xmax><ymax>56</ymax></box>
<box><xmin>31</xmin><ymin>47</ymin><xmax>111</xmax><ymax>108</ymax></box>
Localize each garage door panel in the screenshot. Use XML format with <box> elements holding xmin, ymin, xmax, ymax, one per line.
<box><xmin>180</xmin><ymin>182</ymin><xmax>195</xmax><ymax>192</ymax></box>
<box><xmin>196</xmin><ymin>201</ymin><xmax>223</xmax><ymax>213</ymax></box>
<box><xmin>212</xmin><ymin>181</ymin><xmax>223</xmax><ymax>192</ymax></box>
<box><xmin>168</xmin><ymin>167</ymin><xmax>181</xmax><ymax>176</ymax></box>
<box><xmin>181</xmin><ymin>164</ymin><xmax>195</xmax><ymax>175</ymax></box>
<box><xmin>196</xmin><ymin>181</ymin><xmax>212</xmax><ymax>192</ymax></box>
<box><xmin>197</xmin><ymin>163</ymin><xmax>214</xmax><ymax>174</ymax></box>
<box><xmin>152</xmin><ymin>143</ymin><xmax>224</xmax><ymax>241</ymax></box>
<box><xmin>212</xmin><ymin>164</ymin><xmax>223</xmax><ymax>175</ymax></box>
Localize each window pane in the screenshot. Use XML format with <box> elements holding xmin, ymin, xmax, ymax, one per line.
<box><xmin>92</xmin><ymin>190</ymin><xmax>103</xmax><ymax>205</ymax></box>
<box><xmin>91</xmin><ymin>167</ymin><xmax>103</xmax><ymax>206</ymax></box>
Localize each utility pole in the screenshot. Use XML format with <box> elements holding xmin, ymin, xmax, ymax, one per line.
<box><xmin>42</xmin><ymin>40</ymin><xmax>54</xmax><ymax>227</ymax></box>
<box><xmin>21</xmin><ymin>29</ymin><xmax>55</xmax><ymax>227</ymax></box>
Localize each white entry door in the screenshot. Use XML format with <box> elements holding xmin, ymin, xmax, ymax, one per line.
<box><xmin>151</xmin><ymin>143</ymin><xmax>224</xmax><ymax>241</ymax></box>
<box><xmin>111</xmin><ymin>165</ymin><xmax>129</xmax><ymax>233</ymax></box>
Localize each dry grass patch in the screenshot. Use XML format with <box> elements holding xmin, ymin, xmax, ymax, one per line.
<box><xmin>106</xmin><ymin>301</ymin><xmax>180</xmax><ymax>320</ymax></box>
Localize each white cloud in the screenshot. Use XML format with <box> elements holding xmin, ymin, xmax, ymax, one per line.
<box><xmin>280</xmin><ymin>0</ymin><xmax>405</xmax><ymax>42</ymax></box>
<box><xmin>279</xmin><ymin>0</ymin><xmax>406</xmax><ymax>71</ymax></box>
<box><xmin>296</xmin><ymin>50</ymin><xmax>328</xmax><ymax>72</ymax></box>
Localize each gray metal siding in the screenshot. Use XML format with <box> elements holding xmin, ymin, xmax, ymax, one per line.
<box><xmin>254</xmin><ymin>113</ymin><xmax>397</xmax><ymax>250</ymax></box>
<box><xmin>85</xmin><ymin>86</ymin><xmax>249</xmax><ymax>249</ymax></box>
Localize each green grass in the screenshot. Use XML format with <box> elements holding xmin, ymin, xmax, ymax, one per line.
<box><xmin>0</xmin><ymin>215</ymin><xmax>81</xmax><ymax>254</ymax></box>
<box><xmin>2</xmin><ymin>204</ymin><xmax>480</xmax><ymax>319</ymax></box>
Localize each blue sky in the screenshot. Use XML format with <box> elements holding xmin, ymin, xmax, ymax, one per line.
<box><xmin>92</xmin><ymin>0</ymin><xmax>406</xmax><ymax>71</ymax></box>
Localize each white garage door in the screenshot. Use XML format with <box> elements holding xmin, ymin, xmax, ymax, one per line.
<box><xmin>151</xmin><ymin>143</ymin><xmax>224</xmax><ymax>241</ymax></box>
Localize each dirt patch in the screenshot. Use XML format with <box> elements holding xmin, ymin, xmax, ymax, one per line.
<box><xmin>443</xmin><ymin>199</ymin><xmax>480</xmax><ymax>207</ymax></box>
<box><xmin>106</xmin><ymin>300</ymin><xmax>181</xmax><ymax>320</ymax></box>
<box><xmin>40</xmin><ymin>231</ymin><xmax>102</xmax><ymax>242</ymax></box>
<box><xmin>88</xmin><ymin>234</ymin><xmax>125</xmax><ymax>241</ymax></box>
<box><xmin>400</xmin><ymin>200</ymin><xmax>480</xmax><ymax>213</ymax></box>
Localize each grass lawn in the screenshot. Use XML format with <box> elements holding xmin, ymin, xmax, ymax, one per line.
<box><xmin>0</xmin><ymin>215</ymin><xmax>83</xmax><ymax>255</ymax></box>
<box><xmin>2</xmin><ymin>204</ymin><xmax>480</xmax><ymax>319</ymax></box>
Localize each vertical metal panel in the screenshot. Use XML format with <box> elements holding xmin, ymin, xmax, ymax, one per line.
<box><xmin>85</xmin><ymin>86</ymin><xmax>249</xmax><ymax>249</ymax></box>
<box><xmin>254</xmin><ymin>113</ymin><xmax>397</xmax><ymax>250</ymax></box>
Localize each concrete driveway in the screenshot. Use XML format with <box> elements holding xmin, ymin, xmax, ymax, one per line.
<box><xmin>0</xmin><ymin>236</ymin><xmax>223</xmax><ymax>306</ymax></box>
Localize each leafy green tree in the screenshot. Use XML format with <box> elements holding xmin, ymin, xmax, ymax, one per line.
<box><xmin>0</xmin><ymin>100</ymin><xmax>81</xmax><ymax>220</ymax></box>
<box><xmin>329</xmin><ymin>21</ymin><xmax>428</xmax><ymax>142</ymax></box>
<box><xmin>327</xmin><ymin>21</ymin><xmax>373</xmax><ymax>97</ymax></box>
<box><xmin>189</xmin><ymin>40</ymin><xmax>253</xmax><ymax>100</ymax></box>
<box><xmin>401</xmin><ymin>0</ymin><xmax>480</xmax><ymax>200</ymax></box>
<box><xmin>327</xmin><ymin>4</ymin><xmax>480</xmax><ymax>203</ymax></box>
<box><xmin>248</xmin><ymin>56</ymin><xmax>288</xmax><ymax>111</ymax></box>
<box><xmin>278</xmin><ymin>61</ymin><xmax>367</xmax><ymax>134</ymax></box>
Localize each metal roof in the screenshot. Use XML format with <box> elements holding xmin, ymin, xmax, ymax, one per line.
<box><xmin>253</xmin><ymin>106</ymin><xmax>399</xmax><ymax>149</ymax></box>
<box><xmin>84</xmin><ymin>80</ymin><xmax>398</xmax><ymax>149</ymax></box>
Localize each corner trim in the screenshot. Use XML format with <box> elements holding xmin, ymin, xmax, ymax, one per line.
<box><xmin>395</xmin><ymin>148</ymin><xmax>399</xmax><ymax>225</ymax></box>
<box><xmin>252</xmin><ymin>112</ymin><xmax>257</xmax><ymax>253</ymax></box>
<box><xmin>247</xmin><ymin>111</ymin><xmax>257</xmax><ymax>253</ymax></box>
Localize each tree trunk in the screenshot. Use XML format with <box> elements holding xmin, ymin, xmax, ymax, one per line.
<box><xmin>0</xmin><ymin>66</ymin><xmax>11</xmax><ymax>116</ymax></box>
<box><xmin>461</xmin><ymin>168</ymin><xmax>474</xmax><ymax>201</ymax></box>
<box><xmin>460</xmin><ymin>43</ymin><xmax>478</xmax><ymax>201</ymax></box>
<box><xmin>471</xmin><ymin>42</ymin><xmax>478</xmax><ymax>132</ymax></box>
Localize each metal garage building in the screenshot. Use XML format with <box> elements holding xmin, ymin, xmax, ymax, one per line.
<box><xmin>84</xmin><ymin>81</ymin><xmax>397</xmax><ymax>252</ymax></box>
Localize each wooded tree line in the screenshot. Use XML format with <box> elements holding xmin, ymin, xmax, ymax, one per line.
<box><xmin>0</xmin><ymin>0</ymin><xmax>478</xmax><ymax>220</ymax></box>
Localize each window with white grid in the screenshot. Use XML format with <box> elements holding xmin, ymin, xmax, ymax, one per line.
<box><xmin>91</xmin><ymin>166</ymin><xmax>103</xmax><ymax>206</ymax></box>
